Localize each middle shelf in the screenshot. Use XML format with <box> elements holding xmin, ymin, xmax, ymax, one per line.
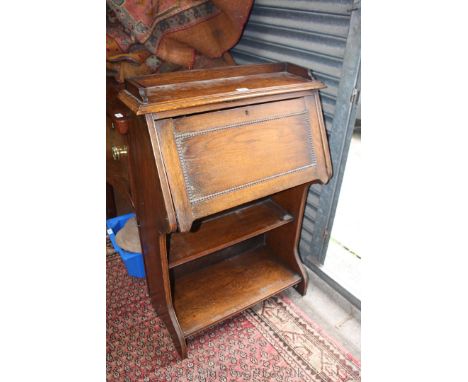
<box><xmin>168</xmin><ymin>198</ymin><xmax>293</xmax><ymax>268</ymax></box>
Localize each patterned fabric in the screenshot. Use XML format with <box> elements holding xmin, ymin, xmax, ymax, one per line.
<box><xmin>106</xmin><ymin>0</ymin><xmax>253</xmax><ymax>81</ymax></box>
<box><xmin>107</xmin><ymin>237</ymin><xmax>361</xmax><ymax>381</ymax></box>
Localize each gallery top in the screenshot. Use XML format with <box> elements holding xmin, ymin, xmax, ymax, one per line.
<box><xmin>118</xmin><ymin>62</ymin><xmax>325</xmax><ymax>118</ymax></box>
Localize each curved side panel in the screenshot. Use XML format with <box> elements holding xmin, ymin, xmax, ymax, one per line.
<box><xmin>126</xmin><ymin>115</ymin><xmax>187</xmax><ymax>358</ymax></box>
<box><xmin>143</xmin><ymin>233</ymin><xmax>187</xmax><ymax>358</ymax></box>
<box><xmin>266</xmin><ymin>183</ymin><xmax>313</xmax><ymax>296</ymax></box>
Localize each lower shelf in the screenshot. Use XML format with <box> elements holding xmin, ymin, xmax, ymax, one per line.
<box><xmin>172</xmin><ymin>245</ymin><xmax>301</xmax><ymax>337</ymax></box>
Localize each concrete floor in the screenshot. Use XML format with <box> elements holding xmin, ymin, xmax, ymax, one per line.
<box><xmin>282</xmin><ymin>267</ymin><xmax>361</xmax><ymax>360</ymax></box>
<box><xmin>331</xmin><ymin>132</ymin><xmax>362</xmax><ymax>257</ymax></box>
<box><xmin>321</xmin><ymin>132</ymin><xmax>362</xmax><ymax>300</ymax></box>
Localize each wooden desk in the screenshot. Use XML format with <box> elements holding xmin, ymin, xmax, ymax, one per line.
<box><xmin>118</xmin><ymin>62</ymin><xmax>332</xmax><ymax>358</ymax></box>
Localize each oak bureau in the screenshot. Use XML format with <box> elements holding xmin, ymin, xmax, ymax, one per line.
<box><xmin>116</xmin><ymin>62</ymin><xmax>332</xmax><ymax>358</ymax></box>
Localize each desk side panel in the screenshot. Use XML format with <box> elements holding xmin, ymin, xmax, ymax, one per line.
<box><xmin>126</xmin><ymin>115</ymin><xmax>187</xmax><ymax>357</ymax></box>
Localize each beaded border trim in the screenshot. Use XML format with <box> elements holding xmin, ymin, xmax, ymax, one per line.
<box><xmin>174</xmin><ymin>110</ymin><xmax>307</xmax><ymax>140</ymax></box>
<box><xmin>190</xmin><ymin>164</ymin><xmax>315</xmax><ymax>204</ymax></box>
<box><xmin>172</xmin><ymin>109</ymin><xmax>317</xmax><ymax>204</ymax></box>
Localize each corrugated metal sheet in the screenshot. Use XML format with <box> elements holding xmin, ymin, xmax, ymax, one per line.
<box><xmin>305</xmin><ymin>16</ymin><xmax>361</xmax><ymax>266</ymax></box>
<box><xmin>231</xmin><ymin>0</ymin><xmax>360</xmax><ymax>265</ymax></box>
<box><xmin>232</xmin><ymin>0</ymin><xmax>353</xmax><ymax>133</ymax></box>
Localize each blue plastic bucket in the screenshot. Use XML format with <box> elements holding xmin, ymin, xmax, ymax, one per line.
<box><xmin>106</xmin><ymin>213</ymin><xmax>145</xmax><ymax>278</ymax></box>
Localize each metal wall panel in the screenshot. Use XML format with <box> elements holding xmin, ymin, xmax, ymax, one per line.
<box><xmin>232</xmin><ymin>0</ymin><xmax>353</xmax><ymax>133</ymax></box>
<box><xmin>231</xmin><ymin>0</ymin><xmax>361</xmax><ymax>266</ymax></box>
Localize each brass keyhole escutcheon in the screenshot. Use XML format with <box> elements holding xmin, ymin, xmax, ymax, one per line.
<box><xmin>112</xmin><ymin>145</ymin><xmax>128</xmax><ymax>160</ymax></box>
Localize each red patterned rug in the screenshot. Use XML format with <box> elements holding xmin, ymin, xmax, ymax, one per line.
<box><xmin>107</xmin><ymin>237</ymin><xmax>361</xmax><ymax>381</ymax></box>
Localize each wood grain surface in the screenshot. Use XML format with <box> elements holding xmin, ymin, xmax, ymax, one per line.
<box><xmin>173</xmin><ymin>245</ymin><xmax>301</xmax><ymax>336</ymax></box>
<box><xmin>169</xmin><ymin>199</ymin><xmax>293</xmax><ymax>268</ymax></box>
<box><xmin>119</xmin><ymin>62</ymin><xmax>332</xmax><ymax>358</ymax></box>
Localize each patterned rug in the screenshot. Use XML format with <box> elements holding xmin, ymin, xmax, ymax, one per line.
<box><xmin>107</xmin><ymin>237</ymin><xmax>361</xmax><ymax>381</ymax></box>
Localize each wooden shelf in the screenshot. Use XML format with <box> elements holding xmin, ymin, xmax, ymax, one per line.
<box><xmin>173</xmin><ymin>245</ymin><xmax>301</xmax><ymax>337</ymax></box>
<box><xmin>168</xmin><ymin>199</ymin><xmax>293</xmax><ymax>268</ymax></box>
